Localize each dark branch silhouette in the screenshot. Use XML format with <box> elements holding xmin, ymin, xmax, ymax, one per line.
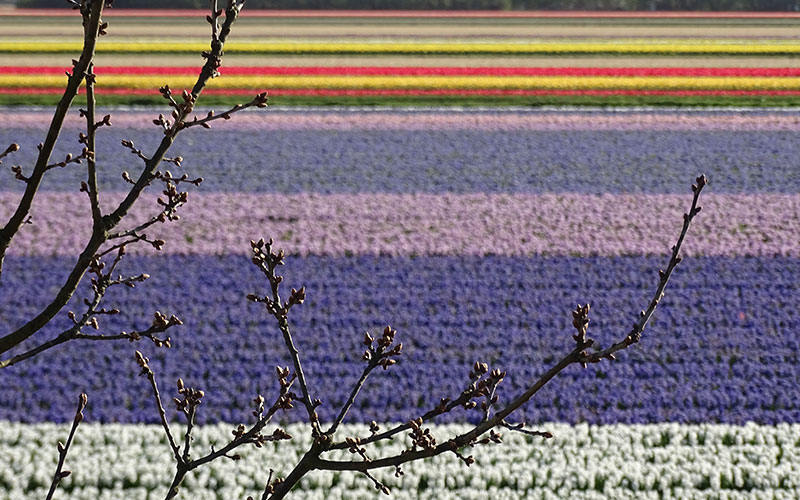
<box><xmin>0</xmin><ymin>0</ymin><xmax>264</xmax><ymax>363</ymax></box>
<box><xmin>133</xmin><ymin>175</ymin><xmax>706</xmax><ymax>499</ymax></box>
<box><xmin>45</xmin><ymin>393</ymin><xmax>88</xmax><ymax>500</ymax></box>
<box><xmin>0</xmin><ymin>2</ymin><xmax>712</xmax><ymax>498</ymax></box>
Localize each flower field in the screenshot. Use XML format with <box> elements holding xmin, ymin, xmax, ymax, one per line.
<box><xmin>1</xmin><ymin>9</ymin><xmax>800</xmax><ymax>106</ymax></box>
<box><xmin>2</xmin><ymin>422</ymin><xmax>799</xmax><ymax>500</ymax></box>
<box><xmin>1</xmin><ymin>6</ymin><xmax>800</xmax><ymax>500</ymax></box>
<box><xmin>1</xmin><ymin>103</ymin><xmax>799</xmax><ymax>497</ymax></box>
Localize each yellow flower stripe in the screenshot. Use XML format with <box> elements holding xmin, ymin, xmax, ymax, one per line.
<box><xmin>1</xmin><ymin>74</ymin><xmax>799</xmax><ymax>91</ymax></box>
<box><xmin>2</xmin><ymin>40</ymin><xmax>800</xmax><ymax>55</ymax></box>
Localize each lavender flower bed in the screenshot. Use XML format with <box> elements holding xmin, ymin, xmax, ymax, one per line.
<box><xmin>8</xmin><ymin>108</ymin><xmax>800</xmax><ymax>132</ymax></box>
<box><xmin>3</xmin><ymin>120</ymin><xmax>798</xmax><ymax>194</ymax></box>
<box><xmin>3</xmin><ymin>192</ymin><xmax>796</xmax><ymax>257</ymax></box>
<box><xmin>1</xmin><ymin>255</ymin><xmax>797</xmax><ymax>426</ymax></box>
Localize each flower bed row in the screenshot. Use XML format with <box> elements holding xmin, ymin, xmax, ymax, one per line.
<box><xmin>3</xmin><ymin>115</ymin><xmax>798</xmax><ymax>194</ymax></box>
<box><xmin>2</xmin><ymin>192</ymin><xmax>797</xmax><ymax>257</ymax></box>
<box><xmin>4</xmin><ymin>40</ymin><xmax>800</xmax><ymax>55</ymax></box>
<box><xmin>1</xmin><ymin>421</ymin><xmax>798</xmax><ymax>499</ymax></box>
<box><xmin>1</xmin><ymin>255</ymin><xmax>797</xmax><ymax>425</ymax></box>
<box><xmin>8</xmin><ymin>66</ymin><xmax>800</xmax><ymax>77</ymax></box>
<box><xmin>3</xmin><ymin>75</ymin><xmax>800</xmax><ymax>92</ymax></box>
<box><xmin>8</xmin><ymin>88</ymin><xmax>800</xmax><ymax>100</ymax></box>
<box><xmin>6</xmin><ymin>107</ymin><xmax>800</xmax><ymax>131</ymax></box>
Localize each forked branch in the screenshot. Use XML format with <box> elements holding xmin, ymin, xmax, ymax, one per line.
<box><xmin>248</xmin><ymin>238</ymin><xmax>322</xmax><ymax>437</ymax></box>
<box><xmin>258</xmin><ymin>175</ymin><xmax>707</xmax><ymax>499</ymax></box>
<box><xmin>0</xmin><ymin>0</ymin><xmax>256</xmax><ymax>361</ymax></box>
<box><xmin>135</xmin><ymin>350</ymin><xmax>294</xmax><ymax>500</ymax></box>
<box><xmin>0</xmin><ymin>0</ymin><xmax>106</xmax><ymax>278</ymax></box>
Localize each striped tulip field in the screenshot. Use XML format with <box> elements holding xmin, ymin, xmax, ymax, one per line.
<box><xmin>0</xmin><ymin>105</ymin><xmax>799</xmax><ymax>498</ymax></box>
<box><xmin>0</xmin><ymin>9</ymin><xmax>800</xmax><ymax>106</ymax></box>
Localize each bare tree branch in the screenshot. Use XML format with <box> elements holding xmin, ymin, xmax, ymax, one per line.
<box><xmin>326</xmin><ymin>327</ymin><xmax>402</xmax><ymax>437</ymax></box>
<box><xmin>326</xmin><ymin>363</ymin><xmax>489</xmax><ymax>452</ymax></box>
<box><xmin>0</xmin><ymin>0</ymin><xmax>105</xmax><ymax>279</ymax></box>
<box><xmin>263</xmin><ymin>176</ymin><xmax>707</xmax><ymax>499</ymax></box>
<box><xmin>45</xmin><ymin>393</ymin><xmax>88</xmax><ymax>500</ymax></box>
<box><xmin>136</xmin><ymin>350</ymin><xmax>182</xmax><ymax>463</ymax></box>
<box><xmin>0</xmin><ymin>247</ymin><xmax>178</xmax><ymax>368</ymax></box>
<box><xmin>500</xmin><ymin>421</ymin><xmax>553</xmax><ymax>439</ymax></box>
<box><xmin>248</xmin><ymin>238</ymin><xmax>322</xmax><ymax>437</ymax></box>
<box><xmin>135</xmin><ymin>350</ymin><xmax>294</xmax><ymax>500</ymax></box>
<box><xmin>83</xmin><ymin>65</ymin><xmax>103</xmax><ymax>228</ymax></box>
<box><xmin>0</xmin><ymin>0</ymin><xmax>252</xmax><ymax>359</ymax></box>
<box><xmin>179</xmin><ymin>93</ymin><xmax>269</xmax><ymax>131</ymax></box>
<box><xmin>580</xmin><ymin>174</ymin><xmax>708</xmax><ymax>365</ymax></box>
<box><xmin>102</xmin><ymin>0</ymin><xmax>246</xmax><ymax>231</ymax></box>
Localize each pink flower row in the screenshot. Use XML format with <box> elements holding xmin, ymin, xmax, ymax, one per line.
<box><xmin>2</xmin><ymin>192</ymin><xmax>797</xmax><ymax>257</ymax></box>
<box><xmin>5</xmin><ymin>110</ymin><xmax>800</xmax><ymax>132</ymax></box>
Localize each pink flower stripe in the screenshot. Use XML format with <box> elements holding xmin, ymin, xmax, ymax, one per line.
<box><xmin>4</xmin><ymin>109</ymin><xmax>799</xmax><ymax>131</ymax></box>
<box><xmin>6</xmin><ymin>66</ymin><xmax>800</xmax><ymax>77</ymax></box>
<box><xmin>4</xmin><ymin>87</ymin><xmax>800</xmax><ymax>97</ymax></box>
<box><xmin>6</xmin><ymin>9</ymin><xmax>799</xmax><ymax>18</ymax></box>
<box><xmin>3</xmin><ymin>192</ymin><xmax>796</xmax><ymax>257</ymax></box>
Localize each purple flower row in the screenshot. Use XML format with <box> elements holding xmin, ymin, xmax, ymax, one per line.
<box><xmin>1</xmin><ymin>254</ymin><xmax>797</xmax><ymax>425</ymax></box>
<box><xmin>7</xmin><ymin>108</ymin><xmax>800</xmax><ymax>132</ymax></box>
<box><xmin>2</xmin><ymin>192</ymin><xmax>797</xmax><ymax>257</ymax></box>
<box><xmin>4</xmin><ymin>118</ymin><xmax>799</xmax><ymax>194</ymax></box>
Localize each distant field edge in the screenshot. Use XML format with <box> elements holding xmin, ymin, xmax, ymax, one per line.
<box><xmin>3</xmin><ymin>8</ymin><xmax>800</xmax><ymax>18</ymax></box>
<box><xmin>1</xmin><ymin>93</ymin><xmax>799</xmax><ymax>107</ymax></box>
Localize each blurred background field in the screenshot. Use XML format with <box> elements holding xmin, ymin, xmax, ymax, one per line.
<box><xmin>1</xmin><ymin>8</ymin><xmax>799</xmax><ymax>106</ymax></box>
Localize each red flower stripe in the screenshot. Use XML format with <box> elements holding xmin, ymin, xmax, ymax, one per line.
<box><xmin>3</xmin><ymin>66</ymin><xmax>800</xmax><ymax>77</ymax></box>
<box><xmin>4</xmin><ymin>87</ymin><xmax>800</xmax><ymax>97</ymax></box>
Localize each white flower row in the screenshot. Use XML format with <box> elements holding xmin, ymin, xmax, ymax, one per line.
<box><xmin>1</xmin><ymin>421</ymin><xmax>799</xmax><ymax>500</ymax></box>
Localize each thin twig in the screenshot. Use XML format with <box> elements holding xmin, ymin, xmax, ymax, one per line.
<box><xmin>582</xmin><ymin>174</ymin><xmax>708</xmax><ymax>364</ymax></box>
<box><xmin>106</xmin><ymin>187</ymin><xmax>190</xmax><ymax>242</ymax></box>
<box><xmin>249</xmin><ymin>238</ymin><xmax>321</xmax><ymax>436</ymax></box>
<box><xmin>315</xmin><ymin>344</ymin><xmax>586</xmax><ymax>473</ymax></box>
<box><xmin>210</xmin><ymin>0</ymin><xmax>220</xmax><ymax>41</ymax></box>
<box><xmin>182</xmin><ymin>404</ymin><xmax>197</xmax><ymax>463</ymax></box>
<box><xmin>135</xmin><ymin>350</ymin><xmax>181</xmax><ymax>462</ymax></box>
<box><xmin>259</xmin><ymin>470</ymin><xmax>275</xmax><ymax>500</ymax></box>
<box><xmin>0</xmin><ymin>285</ymin><xmax>104</xmax><ymax>369</ymax></box>
<box><xmin>327</xmin><ymin>388</ymin><xmax>472</xmax><ymax>451</ymax></box>
<box><xmin>0</xmin><ymin>253</ymin><xmax>175</xmax><ymax>369</ymax></box>
<box><xmin>83</xmin><ymin>62</ymin><xmax>102</xmax><ymax>227</ymax></box>
<box><xmin>327</xmin><ymin>362</ymin><xmax>379</xmax><ymax>437</ymax></box>
<box><xmin>327</xmin><ymin>327</ymin><xmax>402</xmax><ymax>437</ymax></box>
<box><xmin>180</xmin><ymin>94</ymin><xmax>268</xmax><ymax>131</ymax></box>
<box><xmin>500</xmin><ymin>421</ymin><xmax>553</xmax><ymax>439</ymax></box>
<box><xmin>45</xmin><ymin>393</ymin><xmax>88</xmax><ymax>500</ymax></box>
<box><xmin>120</xmin><ymin>139</ymin><xmax>150</xmax><ymax>164</ymax></box>
<box><xmin>145</xmin><ymin>356</ymin><xmax>294</xmax><ymax>500</ymax></box>
<box><xmin>360</xmin><ymin>470</ymin><xmax>390</xmax><ymax>495</ymax></box>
